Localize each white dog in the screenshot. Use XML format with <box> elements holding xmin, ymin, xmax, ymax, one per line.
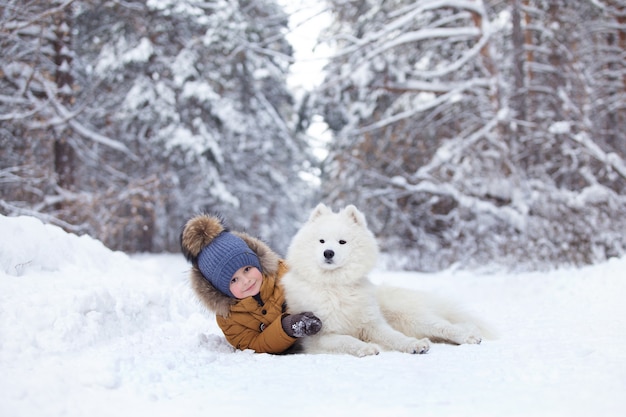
<box><xmin>281</xmin><ymin>203</ymin><xmax>489</xmax><ymax>357</ymax></box>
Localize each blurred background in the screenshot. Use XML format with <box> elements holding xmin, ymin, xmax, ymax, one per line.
<box><xmin>1</xmin><ymin>0</ymin><xmax>625</xmax><ymax>271</ymax></box>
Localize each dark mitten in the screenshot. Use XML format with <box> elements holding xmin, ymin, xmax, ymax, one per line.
<box><xmin>281</xmin><ymin>312</ymin><xmax>322</xmax><ymax>338</ymax></box>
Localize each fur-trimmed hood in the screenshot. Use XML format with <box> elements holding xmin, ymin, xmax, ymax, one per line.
<box><xmin>180</xmin><ymin>214</ymin><xmax>281</xmax><ymax>317</ymax></box>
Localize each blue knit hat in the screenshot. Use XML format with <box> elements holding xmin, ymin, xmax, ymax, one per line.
<box><xmin>197</xmin><ymin>231</ymin><xmax>262</xmax><ymax>298</ymax></box>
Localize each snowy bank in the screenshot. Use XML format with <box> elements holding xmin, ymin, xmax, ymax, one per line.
<box><xmin>1</xmin><ymin>214</ymin><xmax>625</xmax><ymax>417</ymax></box>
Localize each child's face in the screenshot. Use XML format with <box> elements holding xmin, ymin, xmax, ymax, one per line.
<box><xmin>229</xmin><ymin>266</ymin><xmax>263</xmax><ymax>299</ymax></box>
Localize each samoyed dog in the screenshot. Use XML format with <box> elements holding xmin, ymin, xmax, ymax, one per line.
<box><xmin>281</xmin><ymin>203</ymin><xmax>489</xmax><ymax>357</ymax></box>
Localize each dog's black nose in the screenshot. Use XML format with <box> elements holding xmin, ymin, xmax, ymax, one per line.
<box><xmin>323</xmin><ymin>249</ymin><xmax>334</xmax><ymax>259</ymax></box>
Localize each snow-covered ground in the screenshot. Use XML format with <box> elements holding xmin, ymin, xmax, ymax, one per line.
<box><xmin>1</xmin><ymin>214</ymin><xmax>625</xmax><ymax>417</ymax></box>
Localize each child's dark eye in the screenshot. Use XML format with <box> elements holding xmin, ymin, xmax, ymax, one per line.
<box><xmin>339</xmin><ymin>240</ymin><xmax>346</xmax><ymax>245</ymax></box>
<box><xmin>320</xmin><ymin>239</ymin><xmax>325</xmax><ymax>243</ymax></box>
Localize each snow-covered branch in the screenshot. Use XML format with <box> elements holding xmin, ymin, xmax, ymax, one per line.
<box><xmin>353</xmin><ymin>78</ymin><xmax>491</xmax><ymax>134</ymax></box>
<box><xmin>2</xmin><ymin>0</ymin><xmax>77</xmax><ymax>33</ymax></box>
<box><xmin>38</xmin><ymin>75</ymin><xmax>138</xmax><ymax>159</ymax></box>
<box><xmin>387</xmin><ymin>177</ymin><xmax>527</xmax><ymax>232</ymax></box>
<box><xmin>571</xmin><ymin>132</ymin><xmax>626</xmax><ymax>181</ymax></box>
<box><xmin>415</xmin><ymin>115</ymin><xmax>501</xmax><ymax>179</ymax></box>
<box><xmin>363</xmin><ymin>27</ymin><xmax>481</xmax><ymax>63</ymax></box>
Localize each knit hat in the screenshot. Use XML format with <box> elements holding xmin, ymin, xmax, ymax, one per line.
<box><xmin>197</xmin><ymin>231</ymin><xmax>262</xmax><ymax>298</ymax></box>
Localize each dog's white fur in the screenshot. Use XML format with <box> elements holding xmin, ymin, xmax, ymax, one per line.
<box><xmin>281</xmin><ymin>203</ymin><xmax>489</xmax><ymax>357</ymax></box>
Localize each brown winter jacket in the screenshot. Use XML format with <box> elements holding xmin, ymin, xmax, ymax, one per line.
<box><xmin>180</xmin><ymin>214</ymin><xmax>297</xmax><ymax>354</ymax></box>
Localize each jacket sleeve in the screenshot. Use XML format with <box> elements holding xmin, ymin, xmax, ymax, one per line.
<box><xmin>216</xmin><ymin>314</ymin><xmax>296</xmax><ymax>354</ymax></box>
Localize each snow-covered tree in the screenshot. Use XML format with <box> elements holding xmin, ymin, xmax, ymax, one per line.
<box><xmin>313</xmin><ymin>0</ymin><xmax>626</xmax><ymax>271</ymax></box>
<box><xmin>0</xmin><ymin>0</ymin><xmax>136</xmax><ymax>232</ymax></box>
<box><xmin>1</xmin><ymin>0</ymin><xmax>314</xmax><ymax>253</ymax></box>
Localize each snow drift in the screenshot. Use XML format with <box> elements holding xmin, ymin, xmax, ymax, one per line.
<box><xmin>1</xmin><ymin>214</ymin><xmax>625</xmax><ymax>417</ymax></box>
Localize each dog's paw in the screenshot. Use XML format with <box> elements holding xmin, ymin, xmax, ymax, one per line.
<box><xmin>409</xmin><ymin>338</ymin><xmax>430</xmax><ymax>354</ymax></box>
<box><xmin>396</xmin><ymin>337</ymin><xmax>430</xmax><ymax>354</ymax></box>
<box><xmin>450</xmin><ymin>328</ymin><xmax>482</xmax><ymax>345</ymax></box>
<box><xmin>458</xmin><ymin>324</ymin><xmax>483</xmax><ymax>344</ymax></box>
<box><xmin>353</xmin><ymin>343</ymin><xmax>381</xmax><ymax>357</ymax></box>
<box><xmin>464</xmin><ymin>334</ymin><xmax>482</xmax><ymax>344</ymax></box>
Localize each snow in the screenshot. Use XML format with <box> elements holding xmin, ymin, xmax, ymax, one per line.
<box><xmin>172</xmin><ymin>50</ymin><xmax>199</xmax><ymax>87</ymax></box>
<box><xmin>181</xmin><ymin>81</ymin><xmax>220</xmax><ymax>102</ymax></box>
<box><xmin>549</xmin><ymin>121</ymin><xmax>571</xmax><ymax>134</ymax></box>
<box><xmin>95</xmin><ymin>38</ymin><xmax>154</xmax><ymax>75</ymax></box>
<box><xmin>1</xmin><ymin>214</ymin><xmax>625</xmax><ymax>417</ymax></box>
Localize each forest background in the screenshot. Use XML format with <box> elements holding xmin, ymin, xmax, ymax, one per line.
<box><xmin>2</xmin><ymin>0</ymin><xmax>625</xmax><ymax>272</ymax></box>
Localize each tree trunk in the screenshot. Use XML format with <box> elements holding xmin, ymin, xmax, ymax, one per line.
<box><xmin>511</xmin><ymin>0</ymin><xmax>526</xmax><ymax>122</ymax></box>
<box><xmin>52</xmin><ymin>6</ymin><xmax>75</xmax><ymax>192</ymax></box>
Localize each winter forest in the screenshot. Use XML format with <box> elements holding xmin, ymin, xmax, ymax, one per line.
<box><xmin>2</xmin><ymin>0</ymin><xmax>626</xmax><ymax>272</ymax></box>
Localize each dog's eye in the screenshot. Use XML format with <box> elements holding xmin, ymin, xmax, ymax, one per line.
<box><xmin>339</xmin><ymin>240</ymin><xmax>346</xmax><ymax>245</ymax></box>
<box><xmin>319</xmin><ymin>239</ymin><xmax>325</xmax><ymax>244</ymax></box>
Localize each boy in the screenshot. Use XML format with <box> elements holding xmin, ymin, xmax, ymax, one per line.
<box><xmin>180</xmin><ymin>213</ymin><xmax>321</xmax><ymax>353</ymax></box>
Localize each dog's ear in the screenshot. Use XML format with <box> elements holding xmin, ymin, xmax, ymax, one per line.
<box><xmin>342</xmin><ymin>205</ymin><xmax>367</xmax><ymax>228</ymax></box>
<box><xmin>308</xmin><ymin>203</ymin><xmax>332</xmax><ymax>222</ymax></box>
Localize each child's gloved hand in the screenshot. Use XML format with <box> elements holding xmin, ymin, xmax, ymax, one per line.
<box><xmin>281</xmin><ymin>312</ymin><xmax>322</xmax><ymax>337</ymax></box>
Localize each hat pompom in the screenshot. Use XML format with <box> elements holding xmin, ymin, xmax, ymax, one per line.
<box><xmin>180</xmin><ymin>214</ymin><xmax>225</xmax><ymax>262</ymax></box>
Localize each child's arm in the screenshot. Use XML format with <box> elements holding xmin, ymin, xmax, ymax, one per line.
<box><xmin>217</xmin><ymin>315</ymin><xmax>296</xmax><ymax>354</ymax></box>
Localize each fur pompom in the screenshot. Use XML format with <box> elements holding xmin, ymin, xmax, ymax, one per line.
<box><xmin>180</xmin><ymin>214</ymin><xmax>225</xmax><ymax>262</ymax></box>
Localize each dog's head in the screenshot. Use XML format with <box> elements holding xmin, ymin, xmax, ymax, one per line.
<box><xmin>286</xmin><ymin>203</ymin><xmax>379</xmax><ymax>282</ymax></box>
